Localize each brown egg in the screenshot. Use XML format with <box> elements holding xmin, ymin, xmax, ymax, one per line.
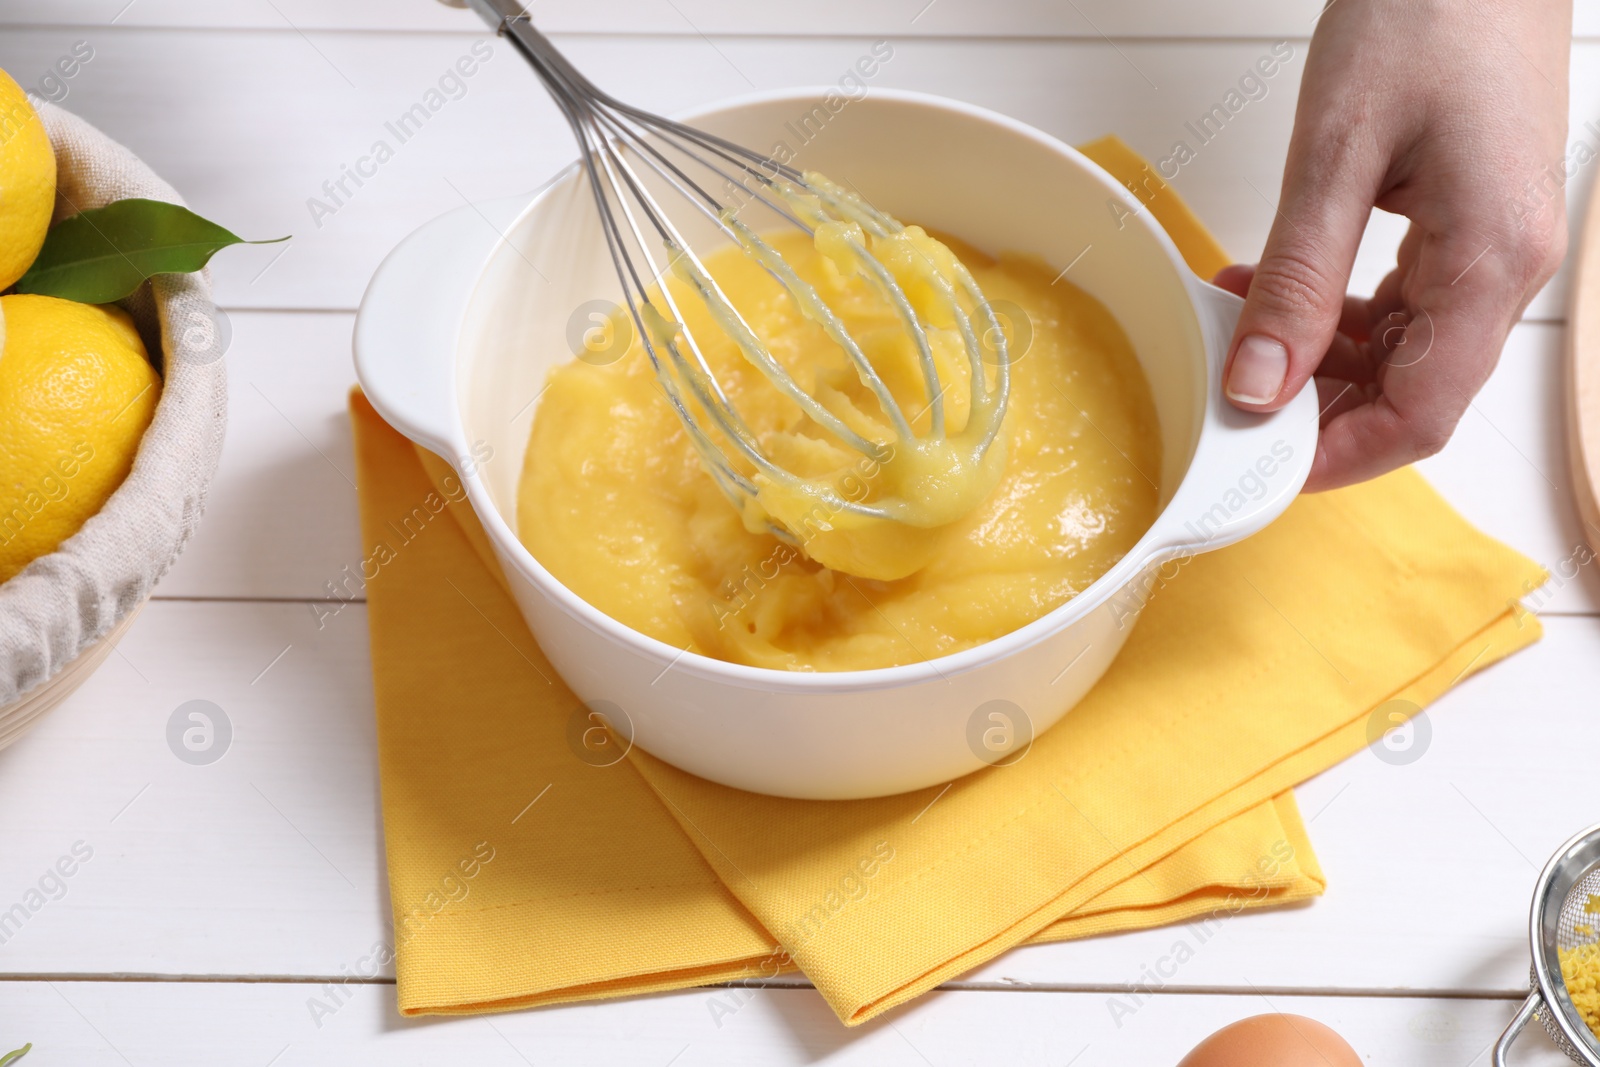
<box><xmin>1178</xmin><ymin>1014</ymin><xmax>1363</xmax><ymax>1067</ymax></box>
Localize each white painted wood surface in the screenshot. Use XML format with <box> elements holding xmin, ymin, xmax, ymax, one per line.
<box><xmin>0</xmin><ymin>984</ymin><xmax>1578</xmax><ymax>1066</ymax></box>
<box><xmin>0</xmin><ymin>0</ymin><xmax>1398</xmax><ymax>37</ymax></box>
<box><xmin>7</xmin><ymin>0</ymin><xmax>1600</xmax><ymax>41</ymax></box>
<box><xmin>0</xmin><ymin>599</ymin><xmax>1590</xmax><ymax>997</ymax></box>
<box><xmin>152</xmin><ymin>314</ymin><xmax>1600</xmax><ymax>612</ymax></box>
<box><xmin>0</xmin><ymin>24</ymin><xmax>1591</xmax><ymax>319</ymax></box>
<box><xmin>2</xmin><ymin>2</ymin><xmax>1598</xmax><ymax>1061</ymax></box>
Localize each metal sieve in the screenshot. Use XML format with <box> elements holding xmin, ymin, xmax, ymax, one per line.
<box><xmin>1496</xmin><ymin>823</ymin><xmax>1600</xmax><ymax>1065</ymax></box>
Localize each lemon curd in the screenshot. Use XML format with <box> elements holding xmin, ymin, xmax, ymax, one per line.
<box><xmin>516</xmin><ymin>231</ymin><xmax>1161</xmax><ymax>672</ymax></box>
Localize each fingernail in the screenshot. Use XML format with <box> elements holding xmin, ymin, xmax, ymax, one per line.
<box><xmin>1225</xmin><ymin>335</ymin><xmax>1288</xmax><ymax>404</ymax></box>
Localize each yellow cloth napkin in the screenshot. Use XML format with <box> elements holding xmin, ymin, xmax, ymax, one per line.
<box><xmin>353</xmin><ymin>140</ymin><xmax>1546</xmax><ymax>1025</ymax></box>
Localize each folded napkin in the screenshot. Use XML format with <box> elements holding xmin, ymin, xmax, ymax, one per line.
<box><xmin>352</xmin><ymin>140</ymin><xmax>1545</xmax><ymax>1025</ymax></box>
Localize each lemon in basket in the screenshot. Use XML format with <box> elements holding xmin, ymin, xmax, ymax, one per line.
<box><xmin>0</xmin><ymin>68</ymin><xmax>57</xmax><ymax>291</ymax></box>
<box><xmin>0</xmin><ymin>294</ymin><xmax>160</xmax><ymax>583</ymax></box>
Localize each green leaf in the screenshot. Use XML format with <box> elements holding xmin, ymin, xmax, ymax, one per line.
<box><xmin>12</xmin><ymin>198</ymin><xmax>287</xmax><ymax>303</ymax></box>
<box><xmin>0</xmin><ymin>1043</ymin><xmax>31</xmax><ymax>1066</ymax></box>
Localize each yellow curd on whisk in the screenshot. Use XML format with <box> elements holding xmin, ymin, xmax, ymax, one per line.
<box><xmin>516</xmin><ymin>230</ymin><xmax>1161</xmax><ymax>672</ymax></box>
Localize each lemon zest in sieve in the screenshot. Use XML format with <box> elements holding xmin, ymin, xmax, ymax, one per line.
<box><xmin>1559</xmin><ymin>942</ymin><xmax>1600</xmax><ymax>1039</ymax></box>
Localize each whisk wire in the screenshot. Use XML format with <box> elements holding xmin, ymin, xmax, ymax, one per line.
<box><xmin>468</xmin><ymin>0</ymin><xmax>1012</xmax><ymax>533</ymax></box>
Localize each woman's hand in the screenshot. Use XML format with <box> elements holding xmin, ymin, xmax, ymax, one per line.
<box><xmin>1218</xmin><ymin>0</ymin><xmax>1572</xmax><ymax>491</ymax></box>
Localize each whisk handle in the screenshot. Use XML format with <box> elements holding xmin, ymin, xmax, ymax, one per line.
<box><xmin>459</xmin><ymin>0</ymin><xmax>562</xmax><ymax>60</ymax></box>
<box><xmin>1493</xmin><ymin>990</ymin><xmax>1542</xmax><ymax>1066</ymax></box>
<box><xmin>458</xmin><ymin>0</ymin><xmax>597</xmax><ymax>104</ymax></box>
<box><xmin>461</xmin><ymin>0</ymin><xmax>544</xmax><ymax>28</ymax></box>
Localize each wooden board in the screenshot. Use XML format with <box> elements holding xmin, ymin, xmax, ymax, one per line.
<box><xmin>1568</xmin><ymin>160</ymin><xmax>1600</xmax><ymax>559</ymax></box>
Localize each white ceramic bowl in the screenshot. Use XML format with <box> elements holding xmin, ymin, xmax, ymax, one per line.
<box><xmin>355</xmin><ymin>88</ymin><xmax>1317</xmax><ymax>800</ymax></box>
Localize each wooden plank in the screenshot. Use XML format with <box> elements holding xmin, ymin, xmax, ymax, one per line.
<box><xmin>0</xmin><ymin>601</ymin><xmax>385</xmax><ymax>978</ymax></box>
<box><xmin>4</xmin><ymin>20</ymin><xmax>1594</xmax><ymax>319</ymax></box>
<box><xmin>0</xmin><ymin>30</ymin><xmax>1298</xmax><ymax>311</ymax></box>
<box><xmin>0</xmin><ymin>598</ymin><xmax>1594</xmax><ymax>998</ymax></box>
<box><xmin>0</xmin><ymin>27</ymin><xmax>1587</xmax><ymax>319</ymax></box>
<box><xmin>152</xmin><ymin>309</ymin><xmax>1598</xmax><ymax>613</ymax></box>
<box><xmin>7</xmin><ymin>0</ymin><xmax>1600</xmax><ymax>42</ymax></box>
<box><xmin>968</xmin><ymin>615</ymin><xmax>1600</xmax><ymax>996</ymax></box>
<box><xmin>1418</xmin><ymin>323</ymin><xmax>1600</xmax><ymax>616</ymax></box>
<box><xmin>158</xmin><ymin>312</ymin><xmax>363</xmax><ymax>601</ymax></box>
<box><xmin>3</xmin><ymin>30</ymin><xmax>1587</xmax><ymax>313</ymax></box>
<box><xmin>0</xmin><ymin>0</ymin><xmax>1332</xmax><ymax>38</ymax></box>
<box><xmin>0</xmin><ymin>981</ymin><xmax>1574</xmax><ymax>1067</ymax></box>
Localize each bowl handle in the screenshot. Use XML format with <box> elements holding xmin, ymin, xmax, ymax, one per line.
<box><xmin>353</xmin><ymin>194</ymin><xmax>531</xmax><ymax>465</ymax></box>
<box><xmin>1492</xmin><ymin>990</ymin><xmax>1541</xmax><ymax>1066</ymax></box>
<box><xmin>1146</xmin><ymin>280</ymin><xmax>1321</xmax><ymax>558</ymax></box>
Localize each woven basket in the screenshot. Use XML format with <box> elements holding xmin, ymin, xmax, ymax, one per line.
<box><xmin>0</xmin><ymin>103</ymin><xmax>227</xmax><ymax>746</ymax></box>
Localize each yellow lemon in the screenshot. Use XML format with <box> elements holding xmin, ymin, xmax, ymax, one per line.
<box><xmin>0</xmin><ymin>294</ymin><xmax>160</xmax><ymax>583</ymax></box>
<box><xmin>0</xmin><ymin>69</ymin><xmax>56</xmax><ymax>290</ymax></box>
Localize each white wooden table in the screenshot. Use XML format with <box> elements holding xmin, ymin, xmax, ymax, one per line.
<box><xmin>0</xmin><ymin>2</ymin><xmax>1596</xmax><ymax>1062</ymax></box>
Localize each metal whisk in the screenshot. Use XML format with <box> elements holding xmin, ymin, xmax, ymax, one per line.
<box><xmin>454</xmin><ymin>0</ymin><xmax>1010</xmax><ymax>539</ymax></box>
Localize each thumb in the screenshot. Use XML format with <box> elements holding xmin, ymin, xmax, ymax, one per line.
<box><xmin>1224</xmin><ymin>134</ymin><xmax>1379</xmax><ymax>410</ymax></box>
